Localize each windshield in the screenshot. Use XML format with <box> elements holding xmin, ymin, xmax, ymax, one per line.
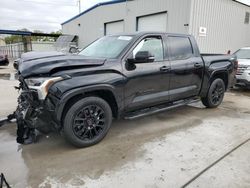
<box><xmin>79</xmin><ymin>36</ymin><xmax>133</xmax><ymax>59</ymax></box>
<box><xmin>235</xmin><ymin>49</ymin><xmax>250</xmax><ymax>59</ymax></box>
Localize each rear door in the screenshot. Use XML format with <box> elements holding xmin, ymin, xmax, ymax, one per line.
<box><xmin>167</xmin><ymin>35</ymin><xmax>203</xmax><ymax>101</ymax></box>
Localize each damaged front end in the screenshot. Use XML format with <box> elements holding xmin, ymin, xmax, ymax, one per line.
<box><xmin>15</xmin><ymin>76</ymin><xmax>63</xmax><ymax>144</ymax></box>
<box><xmin>16</xmin><ymin>77</ymin><xmax>42</xmax><ymax>144</ymax></box>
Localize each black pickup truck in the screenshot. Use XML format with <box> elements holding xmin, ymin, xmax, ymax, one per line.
<box><xmin>14</xmin><ymin>32</ymin><xmax>237</xmax><ymax>147</ymax></box>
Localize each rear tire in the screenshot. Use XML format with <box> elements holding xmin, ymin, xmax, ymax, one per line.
<box><xmin>201</xmin><ymin>78</ymin><xmax>225</xmax><ymax>108</ymax></box>
<box><xmin>63</xmin><ymin>97</ymin><xmax>112</xmax><ymax>147</ymax></box>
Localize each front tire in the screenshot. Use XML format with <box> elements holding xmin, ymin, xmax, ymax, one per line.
<box><xmin>63</xmin><ymin>97</ymin><xmax>112</xmax><ymax>147</ymax></box>
<box><xmin>201</xmin><ymin>78</ymin><xmax>225</xmax><ymax>108</ymax></box>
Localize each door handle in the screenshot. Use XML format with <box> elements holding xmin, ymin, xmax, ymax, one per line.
<box><xmin>194</xmin><ymin>63</ymin><xmax>202</xmax><ymax>68</ymax></box>
<box><xmin>160</xmin><ymin>66</ymin><xmax>171</xmax><ymax>72</ymax></box>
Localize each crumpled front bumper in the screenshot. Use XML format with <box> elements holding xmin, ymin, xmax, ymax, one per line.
<box><xmin>15</xmin><ymin>78</ymin><xmax>60</xmax><ymax>144</ymax></box>
<box><xmin>15</xmin><ymin>89</ymin><xmax>44</xmax><ymax>144</ymax></box>
<box><xmin>16</xmin><ymin>90</ymin><xmax>43</xmax><ymax>126</ymax></box>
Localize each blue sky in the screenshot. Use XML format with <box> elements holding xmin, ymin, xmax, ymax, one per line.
<box><xmin>0</xmin><ymin>0</ymin><xmax>249</xmax><ymax>33</ymax></box>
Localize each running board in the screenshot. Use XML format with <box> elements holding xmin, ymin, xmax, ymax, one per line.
<box><xmin>124</xmin><ymin>98</ymin><xmax>200</xmax><ymax>120</ymax></box>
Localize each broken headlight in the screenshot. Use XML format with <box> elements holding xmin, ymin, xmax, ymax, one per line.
<box><xmin>25</xmin><ymin>77</ymin><xmax>64</xmax><ymax>100</ymax></box>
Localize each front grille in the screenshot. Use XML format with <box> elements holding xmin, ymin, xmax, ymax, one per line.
<box><xmin>237</xmin><ymin>65</ymin><xmax>248</xmax><ymax>75</ymax></box>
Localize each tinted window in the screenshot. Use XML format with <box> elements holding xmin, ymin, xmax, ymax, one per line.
<box><xmin>168</xmin><ymin>37</ymin><xmax>193</xmax><ymax>60</ymax></box>
<box><xmin>132</xmin><ymin>37</ymin><xmax>164</xmax><ymax>61</ymax></box>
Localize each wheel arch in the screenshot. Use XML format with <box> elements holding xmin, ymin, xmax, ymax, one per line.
<box><xmin>210</xmin><ymin>70</ymin><xmax>229</xmax><ymax>89</ymax></box>
<box><xmin>200</xmin><ymin>69</ymin><xmax>229</xmax><ymax>98</ymax></box>
<box><xmin>56</xmin><ymin>85</ymin><xmax>120</xmax><ymax>123</ymax></box>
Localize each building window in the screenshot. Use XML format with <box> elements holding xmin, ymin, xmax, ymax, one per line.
<box><xmin>245</xmin><ymin>12</ymin><xmax>250</xmax><ymax>24</ymax></box>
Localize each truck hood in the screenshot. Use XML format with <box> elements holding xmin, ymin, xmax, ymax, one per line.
<box><xmin>20</xmin><ymin>51</ymin><xmax>65</xmax><ymax>62</ymax></box>
<box><xmin>238</xmin><ymin>59</ymin><xmax>250</xmax><ymax>66</ymax></box>
<box><xmin>19</xmin><ymin>53</ymin><xmax>106</xmax><ymax>78</ymax></box>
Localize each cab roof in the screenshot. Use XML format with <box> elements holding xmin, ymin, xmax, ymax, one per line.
<box><xmin>109</xmin><ymin>32</ymin><xmax>192</xmax><ymax>38</ymax></box>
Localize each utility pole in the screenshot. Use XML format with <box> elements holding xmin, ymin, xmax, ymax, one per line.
<box><xmin>78</xmin><ymin>0</ymin><xmax>81</xmax><ymax>13</ymax></box>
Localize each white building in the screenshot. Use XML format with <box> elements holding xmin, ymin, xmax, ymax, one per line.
<box><xmin>62</xmin><ymin>0</ymin><xmax>250</xmax><ymax>53</ymax></box>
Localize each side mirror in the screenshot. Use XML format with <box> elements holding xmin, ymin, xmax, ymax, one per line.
<box><xmin>69</xmin><ymin>46</ymin><xmax>79</xmax><ymax>54</ymax></box>
<box><xmin>128</xmin><ymin>51</ymin><xmax>155</xmax><ymax>64</ymax></box>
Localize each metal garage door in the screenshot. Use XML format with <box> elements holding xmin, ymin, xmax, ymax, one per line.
<box><xmin>137</xmin><ymin>12</ymin><xmax>167</xmax><ymax>32</ymax></box>
<box><xmin>105</xmin><ymin>20</ymin><xmax>124</xmax><ymax>35</ymax></box>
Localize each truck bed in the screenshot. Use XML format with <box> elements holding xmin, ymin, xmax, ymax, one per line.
<box><xmin>201</xmin><ymin>54</ymin><xmax>237</xmax><ymax>65</ymax></box>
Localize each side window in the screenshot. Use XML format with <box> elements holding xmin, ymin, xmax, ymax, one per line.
<box><xmin>168</xmin><ymin>36</ymin><xmax>193</xmax><ymax>60</ymax></box>
<box><xmin>132</xmin><ymin>37</ymin><xmax>164</xmax><ymax>61</ymax></box>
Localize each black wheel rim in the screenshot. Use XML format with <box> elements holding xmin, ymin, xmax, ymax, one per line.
<box><xmin>72</xmin><ymin>105</ymin><xmax>105</xmax><ymax>141</ymax></box>
<box><xmin>211</xmin><ymin>83</ymin><xmax>224</xmax><ymax>105</ymax></box>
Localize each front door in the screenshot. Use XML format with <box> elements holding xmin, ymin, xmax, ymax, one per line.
<box><xmin>123</xmin><ymin>35</ymin><xmax>171</xmax><ymax>111</ymax></box>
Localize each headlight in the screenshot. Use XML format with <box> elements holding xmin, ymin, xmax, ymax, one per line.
<box><xmin>25</xmin><ymin>77</ymin><xmax>52</xmax><ymax>87</ymax></box>
<box><xmin>25</xmin><ymin>77</ymin><xmax>63</xmax><ymax>100</ymax></box>
<box><xmin>247</xmin><ymin>66</ymin><xmax>250</xmax><ymax>70</ymax></box>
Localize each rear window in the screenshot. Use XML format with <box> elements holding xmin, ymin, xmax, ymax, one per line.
<box><xmin>168</xmin><ymin>36</ymin><xmax>193</xmax><ymax>60</ymax></box>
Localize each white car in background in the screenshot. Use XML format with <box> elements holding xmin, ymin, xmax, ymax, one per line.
<box><xmin>234</xmin><ymin>47</ymin><xmax>250</xmax><ymax>89</ymax></box>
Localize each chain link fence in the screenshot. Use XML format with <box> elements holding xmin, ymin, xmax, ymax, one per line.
<box><xmin>0</xmin><ymin>35</ymin><xmax>78</xmax><ymax>59</ymax></box>
<box><xmin>0</xmin><ymin>42</ymin><xmax>56</xmax><ymax>59</ymax></box>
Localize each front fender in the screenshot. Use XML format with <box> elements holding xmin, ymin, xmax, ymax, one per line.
<box><xmin>54</xmin><ymin>84</ymin><xmax>122</xmax><ymax>122</ymax></box>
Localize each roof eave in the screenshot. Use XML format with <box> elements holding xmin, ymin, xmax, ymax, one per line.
<box><xmin>61</xmin><ymin>0</ymin><xmax>126</xmax><ymax>25</ymax></box>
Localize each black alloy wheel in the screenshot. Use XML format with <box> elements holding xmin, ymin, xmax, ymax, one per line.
<box><xmin>201</xmin><ymin>78</ymin><xmax>225</xmax><ymax>108</ymax></box>
<box><xmin>64</xmin><ymin>97</ymin><xmax>112</xmax><ymax>147</ymax></box>
<box><xmin>211</xmin><ymin>81</ymin><xmax>224</xmax><ymax>105</ymax></box>
<box><xmin>72</xmin><ymin>105</ymin><xmax>105</xmax><ymax>141</ymax></box>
